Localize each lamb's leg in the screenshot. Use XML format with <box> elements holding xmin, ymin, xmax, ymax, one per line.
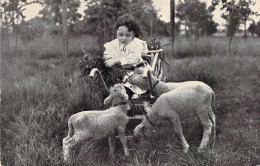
<box><xmin>108</xmin><ymin>135</ymin><xmax>116</xmax><ymax>160</ymax></box>
<box><xmin>197</xmin><ymin>107</ymin><xmax>213</xmax><ymax>152</ymax></box>
<box><xmin>117</xmin><ymin>126</ymin><xmax>130</xmax><ymax>157</ymax></box>
<box><xmin>63</xmin><ymin>138</ymin><xmax>70</xmax><ymax>161</ymax></box>
<box><xmin>169</xmin><ymin>114</ymin><xmax>190</xmax><ymax>153</ymax></box>
<box><xmin>208</xmin><ymin>107</ymin><xmax>216</xmax><ymax>147</ymax></box>
<box><xmin>63</xmin><ymin>132</ymin><xmax>89</xmax><ymax>162</ymax></box>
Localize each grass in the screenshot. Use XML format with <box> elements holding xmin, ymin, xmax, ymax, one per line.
<box><xmin>160</xmin><ymin>36</ymin><xmax>260</xmax><ymax>58</ymax></box>
<box><xmin>1</xmin><ymin>34</ymin><xmax>260</xmax><ymax>165</ymax></box>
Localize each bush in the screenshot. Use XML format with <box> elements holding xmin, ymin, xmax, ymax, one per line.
<box><xmin>78</xmin><ymin>48</ymin><xmax>127</xmax><ymax>88</ymax></box>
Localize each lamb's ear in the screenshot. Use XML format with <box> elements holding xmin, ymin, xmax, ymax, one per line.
<box><xmin>143</xmin><ymin>65</ymin><xmax>155</xmax><ymax>76</ymax></box>
<box><xmin>104</xmin><ymin>96</ymin><xmax>112</xmax><ymax>106</ymax></box>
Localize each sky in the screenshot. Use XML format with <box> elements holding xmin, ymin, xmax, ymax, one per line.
<box><xmin>22</xmin><ymin>0</ymin><xmax>260</xmax><ymax>29</ymax></box>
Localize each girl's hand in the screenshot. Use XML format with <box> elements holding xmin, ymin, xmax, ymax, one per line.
<box><xmin>105</xmin><ymin>58</ymin><xmax>120</xmax><ymax>67</ymax></box>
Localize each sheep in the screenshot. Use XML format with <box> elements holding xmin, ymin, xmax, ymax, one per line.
<box><xmin>128</xmin><ymin>66</ymin><xmax>215</xmax><ymax>97</ymax></box>
<box><xmin>62</xmin><ymin>84</ymin><xmax>130</xmax><ymax>162</ymax></box>
<box><xmin>128</xmin><ymin>66</ymin><xmax>216</xmax><ymax>153</ymax></box>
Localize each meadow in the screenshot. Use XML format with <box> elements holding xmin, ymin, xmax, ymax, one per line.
<box><xmin>1</xmin><ymin>34</ymin><xmax>260</xmax><ymax>166</ymax></box>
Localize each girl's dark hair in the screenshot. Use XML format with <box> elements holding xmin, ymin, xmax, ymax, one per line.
<box><xmin>115</xmin><ymin>14</ymin><xmax>141</xmax><ymax>38</ymax></box>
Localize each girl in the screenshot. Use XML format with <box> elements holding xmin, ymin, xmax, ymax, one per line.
<box><xmin>103</xmin><ymin>15</ymin><xmax>149</xmax><ymax>99</ymax></box>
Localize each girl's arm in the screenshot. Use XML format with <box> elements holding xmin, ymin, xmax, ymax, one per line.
<box><xmin>104</xmin><ymin>46</ymin><xmax>120</xmax><ymax>67</ymax></box>
<box><xmin>104</xmin><ymin>47</ymin><xmax>113</xmax><ymax>60</ymax></box>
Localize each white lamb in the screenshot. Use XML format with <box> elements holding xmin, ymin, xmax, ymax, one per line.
<box><xmin>128</xmin><ymin>67</ymin><xmax>216</xmax><ymax>153</ymax></box>
<box><xmin>128</xmin><ymin>66</ymin><xmax>215</xmax><ymax>97</ymax></box>
<box><xmin>62</xmin><ymin>84</ymin><xmax>130</xmax><ymax>162</ymax></box>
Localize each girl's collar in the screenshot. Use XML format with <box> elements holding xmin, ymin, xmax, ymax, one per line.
<box><xmin>118</xmin><ymin>37</ymin><xmax>136</xmax><ymax>47</ymax></box>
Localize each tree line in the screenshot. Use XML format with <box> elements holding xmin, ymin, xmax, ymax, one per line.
<box><xmin>1</xmin><ymin>0</ymin><xmax>259</xmax><ymax>55</ymax></box>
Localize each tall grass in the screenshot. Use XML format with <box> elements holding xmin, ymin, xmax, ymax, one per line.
<box><xmin>160</xmin><ymin>36</ymin><xmax>260</xmax><ymax>58</ymax></box>
<box><xmin>1</xmin><ymin>35</ymin><xmax>260</xmax><ymax>165</ymax></box>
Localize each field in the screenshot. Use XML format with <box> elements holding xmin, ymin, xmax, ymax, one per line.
<box><xmin>1</xmin><ymin>35</ymin><xmax>260</xmax><ymax>165</ymax></box>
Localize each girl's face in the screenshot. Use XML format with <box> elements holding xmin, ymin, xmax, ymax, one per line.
<box><xmin>117</xmin><ymin>26</ymin><xmax>134</xmax><ymax>45</ymax></box>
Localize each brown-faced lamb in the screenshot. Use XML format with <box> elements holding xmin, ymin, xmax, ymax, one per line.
<box><xmin>62</xmin><ymin>84</ymin><xmax>130</xmax><ymax>162</ymax></box>
<box><xmin>128</xmin><ymin>66</ymin><xmax>216</xmax><ymax>153</ymax></box>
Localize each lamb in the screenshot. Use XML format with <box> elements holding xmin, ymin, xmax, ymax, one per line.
<box><xmin>128</xmin><ymin>66</ymin><xmax>215</xmax><ymax>97</ymax></box>
<box><xmin>128</xmin><ymin>66</ymin><xmax>216</xmax><ymax>152</ymax></box>
<box><xmin>62</xmin><ymin>84</ymin><xmax>130</xmax><ymax>162</ymax></box>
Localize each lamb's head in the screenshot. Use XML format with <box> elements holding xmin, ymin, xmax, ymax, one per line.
<box><xmin>104</xmin><ymin>84</ymin><xmax>129</xmax><ymax>106</ymax></box>
<box><xmin>128</xmin><ymin>66</ymin><xmax>154</xmax><ymax>90</ymax></box>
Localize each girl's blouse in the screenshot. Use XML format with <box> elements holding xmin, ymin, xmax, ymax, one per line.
<box><xmin>104</xmin><ymin>37</ymin><xmax>148</xmax><ymax>66</ymax></box>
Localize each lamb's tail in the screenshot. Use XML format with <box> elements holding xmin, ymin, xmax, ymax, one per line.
<box><xmin>67</xmin><ymin>117</ymin><xmax>74</xmax><ymax>138</ymax></box>
<box><xmin>64</xmin><ymin>117</ymin><xmax>74</xmax><ymax>142</ymax></box>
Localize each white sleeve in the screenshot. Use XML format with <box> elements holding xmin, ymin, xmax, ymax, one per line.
<box><xmin>103</xmin><ymin>45</ymin><xmax>114</xmax><ymax>59</ymax></box>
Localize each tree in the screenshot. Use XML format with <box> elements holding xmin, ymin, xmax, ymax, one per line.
<box><xmin>83</xmin><ymin>0</ymin><xmax>130</xmax><ymax>48</ymax></box>
<box><xmin>215</xmin><ymin>0</ymin><xmax>241</xmax><ymax>51</ymax></box>
<box><xmin>128</xmin><ymin>0</ymin><xmax>158</xmax><ymax>37</ymax></box>
<box><xmin>202</xmin><ymin>20</ymin><xmax>218</xmax><ymax>36</ymax></box>
<box><xmin>1</xmin><ymin>0</ymin><xmax>43</xmax><ymax>56</ymax></box>
<box><xmin>237</xmin><ymin>0</ymin><xmax>258</xmax><ymax>40</ymax></box>
<box><xmin>255</xmin><ymin>20</ymin><xmax>260</xmax><ymax>37</ymax></box>
<box><xmin>213</xmin><ymin>0</ymin><xmax>258</xmax><ymax>45</ymax></box>
<box><xmin>39</xmin><ymin>0</ymin><xmax>82</xmax><ymax>34</ymax></box>
<box><xmin>203</xmin><ymin>4</ymin><xmax>218</xmax><ymax>36</ymax></box>
<box><xmin>18</xmin><ymin>19</ymin><xmax>44</xmax><ymax>56</ymax></box>
<box><xmin>221</xmin><ymin>1</ymin><xmax>240</xmax><ymax>36</ymax></box>
<box><xmin>83</xmin><ymin>0</ymin><xmax>159</xmax><ymax>49</ymax></box>
<box><xmin>176</xmin><ymin>0</ymin><xmax>218</xmax><ymax>40</ymax></box>
<box><xmin>1</xmin><ymin>1</ymin><xmax>12</xmax><ymax>56</ymax></box>
<box><xmin>170</xmin><ymin>0</ymin><xmax>175</xmax><ymax>55</ymax></box>
<box><xmin>248</xmin><ymin>21</ymin><xmax>256</xmax><ymax>36</ymax></box>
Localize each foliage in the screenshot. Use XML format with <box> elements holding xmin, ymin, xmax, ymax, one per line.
<box><xmin>248</xmin><ymin>21</ymin><xmax>256</xmax><ymax>36</ymax></box>
<box><xmin>82</xmin><ymin>0</ymin><xmax>168</xmax><ymax>45</ymax></box>
<box><xmin>1</xmin><ymin>0</ymin><xmax>25</xmax><ymax>28</ymax></box>
<box><xmin>213</xmin><ymin>0</ymin><xmax>258</xmax><ymax>39</ymax></box>
<box><xmin>212</xmin><ymin>0</ymin><xmax>257</xmax><ymax>51</ymax></box>
<box><xmin>176</xmin><ymin>0</ymin><xmax>218</xmax><ymax>39</ymax></box>
<box><xmin>1</xmin><ymin>0</ymin><xmax>44</xmax><ymax>31</ymax></box>
<box><xmin>213</xmin><ymin>0</ymin><xmax>240</xmax><ymax>51</ymax></box>
<box><xmin>39</xmin><ymin>0</ymin><xmax>82</xmax><ymax>27</ymax></box>
<box><xmin>126</xmin><ymin>0</ymin><xmax>160</xmax><ymax>35</ymax></box>
<box><xmin>19</xmin><ymin>19</ymin><xmax>44</xmax><ymax>43</ymax></box>
<box><xmin>236</xmin><ymin>0</ymin><xmax>258</xmax><ymax>39</ymax></box>
<box><xmin>222</xmin><ymin>6</ymin><xmax>240</xmax><ymax>38</ymax></box>
<box><xmin>255</xmin><ymin>20</ymin><xmax>260</xmax><ymax>37</ymax></box>
<box><xmin>1</xmin><ymin>0</ymin><xmax>43</xmax><ymax>55</ymax></box>
<box><xmin>78</xmin><ymin>48</ymin><xmax>127</xmax><ymax>88</ymax></box>
<box><xmin>83</xmin><ymin>0</ymin><xmax>130</xmax><ymax>45</ymax></box>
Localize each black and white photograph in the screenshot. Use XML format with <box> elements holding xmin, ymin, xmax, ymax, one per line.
<box><xmin>1</xmin><ymin>0</ymin><xmax>260</xmax><ymax>165</ymax></box>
